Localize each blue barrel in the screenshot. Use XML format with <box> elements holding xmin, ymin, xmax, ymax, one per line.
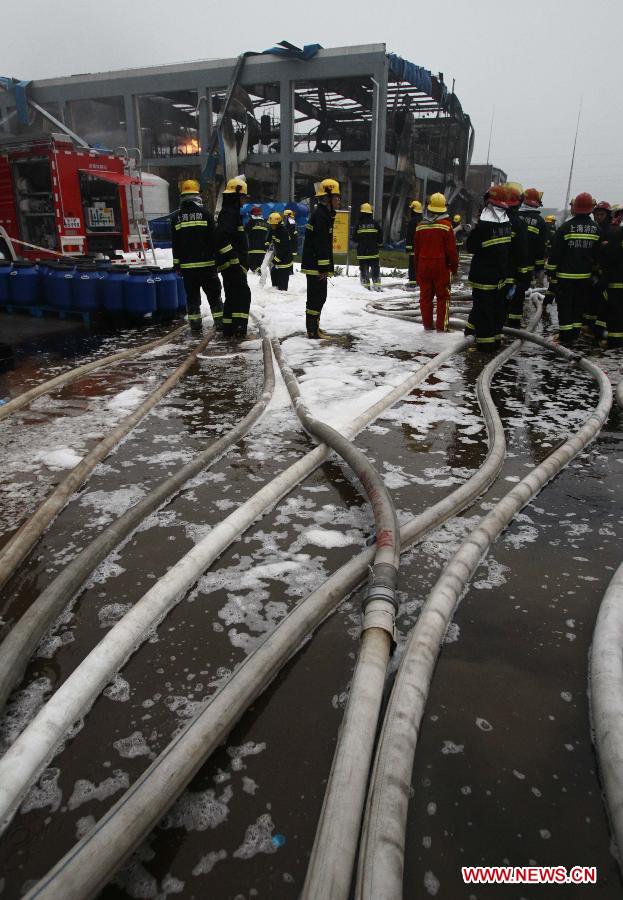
<box><xmin>46</xmin><ymin>263</ymin><xmax>75</xmax><ymax>310</ymax></box>
<box><xmin>36</xmin><ymin>260</ymin><xmax>50</xmax><ymax>302</ymax></box>
<box><xmin>153</xmin><ymin>267</ymin><xmax>178</xmax><ymax>313</ymax></box>
<box><xmin>72</xmin><ymin>264</ymin><xmax>102</xmax><ymax>312</ymax></box>
<box><xmin>0</xmin><ymin>261</ymin><xmax>12</xmax><ymax>304</ymax></box>
<box><xmin>8</xmin><ymin>260</ymin><xmax>39</xmax><ymax>307</ymax></box>
<box><xmin>102</xmin><ymin>264</ymin><xmax>129</xmax><ymax>313</ymax></box>
<box><xmin>124</xmin><ymin>267</ymin><xmax>157</xmax><ymax>316</ymax></box>
<box><xmin>176</xmin><ymin>273</ymin><xmax>187</xmax><ymax>311</ymax></box>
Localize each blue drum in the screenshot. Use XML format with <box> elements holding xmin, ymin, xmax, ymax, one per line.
<box><xmin>47</xmin><ymin>263</ymin><xmax>75</xmax><ymax>310</ymax></box>
<box><xmin>124</xmin><ymin>267</ymin><xmax>157</xmax><ymax>316</ymax></box>
<box><xmin>0</xmin><ymin>261</ymin><xmax>12</xmax><ymax>304</ymax></box>
<box><xmin>8</xmin><ymin>260</ymin><xmax>39</xmax><ymax>307</ymax></box>
<box><xmin>102</xmin><ymin>264</ymin><xmax>129</xmax><ymax>314</ymax></box>
<box><xmin>72</xmin><ymin>264</ymin><xmax>101</xmax><ymax>312</ymax></box>
<box><xmin>154</xmin><ymin>267</ymin><xmax>178</xmax><ymax>313</ymax></box>
<box><xmin>176</xmin><ymin>273</ymin><xmax>187</xmax><ymax>311</ymax></box>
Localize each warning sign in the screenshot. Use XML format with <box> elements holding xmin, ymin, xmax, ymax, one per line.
<box><xmin>86</xmin><ymin>206</ymin><xmax>116</xmax><ymax>229</ymax></box>
<box><xmin>332</xmin><ymin>210</ymin><xmax>350</xmax><ymax>256</ymax></box>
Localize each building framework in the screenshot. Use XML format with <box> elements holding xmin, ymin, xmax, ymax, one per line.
<box><xmin>0</xmin><ymin>43</ymin><xmax>474</xmax><ymax>236</ymax></box>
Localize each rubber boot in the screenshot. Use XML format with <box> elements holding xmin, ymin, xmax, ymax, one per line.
<box><xmin>306</xmin><ymin>314</ymin><xmax>319</xmax><ymax>339</ymax></box>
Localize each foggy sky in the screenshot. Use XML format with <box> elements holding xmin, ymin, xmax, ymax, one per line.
<box><xmin>2</xmin><ymin>0</ymin><xmax>622</xmax><ymax>208</ymax></box>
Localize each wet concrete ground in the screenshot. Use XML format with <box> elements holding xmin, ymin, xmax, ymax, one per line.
<box><xmin>0</xmin><ymin>302</ymin><xmax>621</xmax><ymax>899</ymax></box>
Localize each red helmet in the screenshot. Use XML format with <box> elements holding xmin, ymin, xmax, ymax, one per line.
<box><xmin>524</xmin><ymin>188</ymin><xmax>543</xmax><ymax>208</ymax></box>
<box><xmin>504</xmin><ymin>183</ymin><xmax>523</xmax><ymax>208</ymax></box>
<box><xmin>485</xmin><ymin>184</ymin><xmax>508</xmax><ymax>208</ymax></box>
<box><xmin>251</xmin><ymin>205</ymin><xmax>262</xmax><ymax>216</ymax></box>
<box><xmin>572</xmin><ymin>192</ymin><xmax>595</xmax><ymax>214</ymax></box>
<box><xmin>594</xmin><ymin>200</ymin><xmax>612</xmax><ymax>211</ymax></box>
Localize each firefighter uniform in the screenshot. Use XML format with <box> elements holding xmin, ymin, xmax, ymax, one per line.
<box><xmin>268</xmin><ymin>213</ymin><xmax>293</xmax><ymax>291</ymax></box>
<box><xmin>505</xmin><ymin>184</ymin><xmax>532</xmax><ymax>326</ymax></box>
<box><xmin>405</xmin><ymin>200</ymin><xmax>423</xmax><ymax>289</ymax></box>
<box><xmin>601</xmin><ymin>225</ymin><xmax>623</xmax><ymax>347</ymax></box>
<box><xmin>546</xmin><ymin>193</ymin><xmax>600</xmax><ymax>345</ymax></box>
<box><xmin>171</xmin><ymin>181</ymin><xmax>223</xmax><ymax>331</ymax></box>
<box><xmin>215</xmin><ymin>178</ymin><xmax>252</xmax><ymax>338</ymax></box>
<box><xmin>301</xmin><ymin>179</ymin><xmax>339</xmax><ymax>338</ymax></box>
<box><xmin>355</xmin><ymin>204</ymin><xmax>382</xmax><ymax>290</ymax></box>
<box><xmin>284</xmin><ymin>210</ymin><xmax>299</xmax><ymax>258</ymax></box>
<box><xmin>518</xmin><ymin>189</ymin><xmax>548</xmax><ymax>285</ymax></box>
<box><xmin>543</xmin><ymin>215</ymin><xmax>558</xmax><ymax>308</ymax></box>
<box><xmin>413</xmin><ymin>193</ymin><xmax>458</xmax><ymax>332</ymax></box>
<box><xmin>590</xmin><ymin>201</ymin><xmax>614</xmax><ymax>336</ymax></box>
<box><xmin>464</xmin><ymin>185</ymin><xmax>513</xmax><ymax>352</ymax></box>
<box><xmin>245</xmin><ymin>207</ymin><xmax>269</xmax><ymax>273</ymax></box>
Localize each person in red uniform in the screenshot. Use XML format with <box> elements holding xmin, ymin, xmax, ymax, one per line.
<box><xmin>413</xmin><ymin>192</ymin><xmax>458</xmax><ymax>331</ymax></box>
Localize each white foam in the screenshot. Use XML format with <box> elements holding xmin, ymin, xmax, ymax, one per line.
<box><xmin>21</xmin><ymin>767</ymin><xmax>62</xmax><ymax>814</ymax></box>
<box><xmin>107</xmin><ymin>386</ymin><xmax>147</xmax><ymax>413</ymax></box>
<box><xmin>161</xmin><ymin>785</ymin><xmax>233</xmax><ymax>832</ymax></box>
<box><xmin>36</xmin><ymin>447</ymin><xmax>82</xmax><ymax>470</ymax></box>
<box><xmin>192</xmin><ymin>849</ymin><xmax>227</xmax><ymax>877</ymax></box>
<box><xmin>68</xmin><ymin>770</ymin><xmax>130</xmax><ymax>810</ymax></box>
<box><xmin>233</xmin><ymin>813</ymin><xmax>278</xmax><ymax>859</ymax></box>
<box><xmin>113</xmin><ymin>730</ymin><xmax>153</xmax><ymax>759</ymax></box>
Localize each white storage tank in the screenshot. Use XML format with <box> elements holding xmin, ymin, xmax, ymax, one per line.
<box><xmin>133</xmin><ymin>173</ymin><xmax>170</xmax><ymax>221</ymax></box>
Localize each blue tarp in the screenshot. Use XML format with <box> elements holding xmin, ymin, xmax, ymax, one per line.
<box><xmin>262</xmin><ymin>41</ymin><xmax>322</xmax><ymax>61</ymax></box>
<box><xmin>0</xmin><ymin>77</ymin><xmax>31</xmax><ymax>125</ymax></box>
<box><xmin>387</xmin><ymin>54</ymin><xmax>433</xmax><ymax>97</ymax></box>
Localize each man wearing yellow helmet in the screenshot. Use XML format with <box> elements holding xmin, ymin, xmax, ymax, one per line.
<box><xmin>355</xmin><ymin>202</ymin><xmax>383</xmax><ymax>290</ymax></box>
<box><xmin>267</xmin><ymin>211</ymin><xmax>293</xmax><ymax>291</ymax></box>
<box><xmin>215</xmin><ymin>176</ymin><xmax>252</xmax><ymax>338</ymax></box>
<box><xmin>405</xmin><ymin>200</ymin><xmax>423</xmax><ymax>289</ymax></box>
<box><xmin>171</xmin><ymin>179</ymin><xmax>223</xmax><ymax>332</ymax></box>
<box><xmin>245</xmin><ymin>205</ymin><xmax>269</xmax><ymax>274</ymax></box>
<box><xmin>301</xmin><ymin>178</ymin><xmax>340</xmax><ymax>338</ymax></box>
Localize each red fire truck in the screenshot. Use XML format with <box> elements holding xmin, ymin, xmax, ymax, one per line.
<box><xmin>0</xmin><ymin>133</ymin><xmax>151</xmax><ymax>260</ymax></box>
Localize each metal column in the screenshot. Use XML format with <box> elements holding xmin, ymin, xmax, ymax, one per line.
<box><xmin>279</xmin><ymin>79</ymin><xmax>293</xmax><ymax>201</ymax></box>
<box><xmin>123</xmin><ymin>94</ymin><xmax>139</xmax><ymax>152</ymax></box>
<box><xmin>371</xmin><ymin>58</ymin><xmax>388</xmax><ymax>219</ymax></box>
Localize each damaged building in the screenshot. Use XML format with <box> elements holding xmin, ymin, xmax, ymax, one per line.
<box><xmin>0</xmin><ymin>42</ymin><xmax>475</xmax><ymax>238</ymax></box>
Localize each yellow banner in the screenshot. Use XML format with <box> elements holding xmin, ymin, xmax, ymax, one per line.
<box><xmin>332</xmin><ymin>210</ymin><xmax>350</xmax><ymax>256</ymax></box>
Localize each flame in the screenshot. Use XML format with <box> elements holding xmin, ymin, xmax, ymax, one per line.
<box><xmin>179</xmin><ymin>138</ymin><xmax>200</xmax><ymax>155</ymax></box>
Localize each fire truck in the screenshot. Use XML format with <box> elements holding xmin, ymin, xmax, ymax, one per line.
<box><xmin>0</xmin><ymin>133</ymin><xmax>152</xmax><ymax>260</ymax></box>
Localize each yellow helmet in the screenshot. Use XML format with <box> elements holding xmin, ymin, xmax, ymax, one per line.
<box><xmin>284</xmin><ymin>208</ymin><xmax>294</xmax><ymax>217</ymax></box>
<box><xmin>545</xmin><ymin>215</ymin><xmax>556</xmax><ymax>223</ymax></box>
<box><xmin>315</xmin><ymin>178</ymin><xmax>340</xmax><ymax>197</ymax></box>
<box><xmin>453</xmin><ymin>214</ymin><xmax>461</xmax><ymax>223</ymax></box>
<box><xmin>268</xmin><ymin>212</ymin><xmax>282</xmax><ymax>225</ymax></box>
<box><xmin>410</xmin><ymin>200</ymin><xmax>423</xmax><ymax>213</ymax></box>
<box><xmin>360</xmin><ymin>202</ymin><xmax>373</xmax><ymax>214</ymax></box>
<box><xmin>224</xmin><ymin>177</ymin><xmax>248</xmax><ymax>195</ymax></box>
<box><xmin>180</xmin><ymin>179</ymin><xmax>200</xmax><ymax>195</ymax></box>
<box><xmin>427</xmin><ymin>192</ymin><xmax>447</xmax><ymax>214</ymax></box>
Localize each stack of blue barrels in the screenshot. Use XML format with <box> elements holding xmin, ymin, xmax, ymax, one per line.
<box><xmin>0</xmin><ymin>258</ymin><xmax>186</xmax><ymax>320</ymax></box>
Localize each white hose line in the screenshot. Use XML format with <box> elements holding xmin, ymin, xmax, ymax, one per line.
<box><xmin>590</xmin><ymin>560</ymin><xmax>623</xmax><ymax>868</ymax></box>
<box><xmin>0</xmin><ymin>323</ymin><xmax>187</xmax><ymax>423</ymax></box>
<box><xmin>589</xmin><ymin>374</ymin><xmax>623</xmax><ymax>869</ymax></box>
<box><xmin>356</xmin><ymin>339</ymin><xmax>613</xmax><ymax>900</ymax></box>
<box><xmin>27</xmin><ymin>337</ymin><xmax>532</xmax><ymax>900</ymax></box>
<box><xmin>270</xmin><ymin>339</ymin><xmax>400</xmax><ymax>900</ymax></box>
<box><xmin>0</xmin><ymin>340</ymin><xmax>469</xmax><ymax>839</ymax></box>
<box><xmin>302</xmin><ymin>303</ymin><xmax>542</xmax><ymax>900</ymax></box>
<box><xmin>0</xmin><ymin>331</ymin><xmax>275</xmax><ymax>717</ymax></box>
<box><xmin>0</xmin><ymin>331</ymin><xmax>213</xmax><ymax>595</ymax></box>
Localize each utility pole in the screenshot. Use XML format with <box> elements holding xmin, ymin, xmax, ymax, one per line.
<box><xmin>563</xmin><ymin>97</ymin><xmax>583</xmax><ymax>214</ymax></box>
<box><xmin>485</xmin><ymin>106</ymin><xmax>495</xmax><ymax>167</ymax></box>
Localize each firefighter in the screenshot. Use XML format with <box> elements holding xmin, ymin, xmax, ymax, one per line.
<box><xmin>283</xmin><ymin>208</ymin><xmax>299</xmax><ymax>258</ymax></box>
<box><xmin>546</xmin><ymin>192</ymin><xmax>600</xmax><ymax>346</ymax></box>
<box><xmin>215</xmin><ymin>176</ymin><xmax>252</xmax><ymax>339</ymax></box>
<box><xmin>543</xmin><ymin>214</ymin><xmax>558</xmax><ymax>310</ymax></box>
<box><xmin>464</xmin><ymin>184</ymin><xmax>512</xmax><ymax>352</ymax></box>
<box><xmin>355</xmin><ymin>202</ymin><xmax>383</xmax><ymax>290</ymax></box>
<box><xmin>301</xmin><ymin>177</ymin><xmax>340</xmax><ymax>339</ymax></box>
<box><xmin>267</xmin><ymin>212</ymin><xmax>293</xmax><ymax>291</ymax></box>
<box><xmin>413</xmin><ymin>192</ymin><xmax>458</xmax><ymax>332</ymax></box>
<box><xmin>518</xmin><ymin>188</ymin><xmax>548</xmax><ymax>289</ymax></box>
<box><xmin>171</xmin><ymin>179</ymin><xmax>223</xmax><ymax>332</ymax></box>
<box><xmin>452</xmin><ymin>213</ymin><xmax>466</xmax><ymax>249</ymax></box>
<box><xmin>405</xmin><ymin>200</ymin><xmax>423</xmax><ymax>289</ymax></box>
<box><xmin>504</xmin><ymin>183</ymin><xmax>532</xmax><ymax>326</ymax></box>
<box><xmin>600</xmin><ymin>219</ymin><xmax>623</xmax><ymax>348</ymax></box>
<box><xmin>245</xmin><ymin>205</ymin><xmax>269</xmax><ymax>273</ymax></box>
<box><xmin>589</xmin><ymin>201</ymin><xmax>615</xmax><ymax>337</ymax></box>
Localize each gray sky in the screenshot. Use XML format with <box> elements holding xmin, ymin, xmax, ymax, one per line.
<box><xmin>2</xmin><ymin>0</ymin><xmax>622</xmax><ymax>208</ymax></box>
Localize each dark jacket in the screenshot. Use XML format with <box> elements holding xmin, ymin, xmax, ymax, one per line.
<box><xmin>285</xmin><ymin>218</ymin><xmax>299</xmax><ymax>255</ymax></box>
<box><xmin>466</xmin><ymin>207</ymin><xmax>513</xmax><ymax>290</ymax></box>
<box><xmin>517</xmin><ymin>207</ymin><xmax>547</xmax><ymax>271</ymax></box>
<box><xmin>215</xmin><ymin>194</ymin><xmax>249</xmax><ymax>272</ymax></box>
<box><xmin>599</xmin><ymin>224</ymin><xmax>623</xmax><ymax>286</ymax></box>
<box><xmin>171</xmin><ymin>196</ymin><xmax>217</xmax><ymax>271</ymax></box>
<box><xmin>270</xmin><ymin>222</ymin><xmax>293</xmax><ymax>270</ymax></box>
<box><xmin>301</xmin><ymin>202</ymin><xmax>334</xmax><ymax>276</ymax></box>
<box><xmin>245</xmin><ymin>217</ymin><xmax>270</xmax><ymax>259</ymax></box>
<box><xmin>547</xmin><ymin>214</ymin><xmax>601</xmax><ymax>282</ymax></box>
<box><xmin>405</xmin><ymin>211</ymin><xmax>422</xmax><ymax>256</ymax></box>
<box><xmin>506</xmin><ymin>208</ymin><xmax>532</xmax><ymax>284</ymax></box>
<box><xmin>355</xmin><ymin>213</ymin><xmax>382</xmax><ymax>260</ymax></box>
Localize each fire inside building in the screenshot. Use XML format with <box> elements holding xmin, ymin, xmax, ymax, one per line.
<box><xmin>0</xmin><ymin>42</ymin><xmax>476</xmax><ymax>251</ymax></box>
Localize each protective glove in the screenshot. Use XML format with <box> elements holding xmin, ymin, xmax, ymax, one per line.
<box><xmin>506</xmin><ymin>285</ymin><xmax>516</xmax><ymax>300</ymax></box>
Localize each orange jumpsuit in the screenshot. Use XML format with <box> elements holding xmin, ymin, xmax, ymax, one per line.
<box><xmin>413</xmin><ymin>215</ymin><xmax>459</xmax><ymax>331</ymax></box>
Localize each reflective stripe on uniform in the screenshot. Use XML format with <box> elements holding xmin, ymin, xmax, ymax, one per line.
<box><xmin>218</xmin><ymin>244</ymin><xmax>233</xmax><ymax>254</ymax></box>
<box><xmin>608</xmin><ymin>282</ymin><xmax>623</xmax><ymax>288</ymax></box>
<box><xmin>481</xmin><ymin>236</ymin><xmax>511</xmax><ymax>248</ymax></box>
<box><xmin>180</xmin><ymin>260</ymin><xmax>215</xmax><ymax>269</ymax></box>
<box><xmin>527</xmin><ymin>225</ymin><xmax>540</xmax><ymax>234</ymax></box>
<box><xmin>416</xmin><ymin>223</ymin><xmax>450</xmax><ymax>231</ymax></box>
<box><xmin>469</xmin><ymin>280</ymin><xmax>503</xmax><ymax>291</ymax></box>
<box><xmin>306</xmin><ymin>308</ymin><xmax>321</xmax><ymax>316</ymax></box>
<box><xmin>564</xmin><ymin>232</ymin><xmax>599</xmax><ymax>241</ymax></box>
<box><xmin>318</xmin><ymin>259</ymin><xmax>330</xmax><ymax>265</ymax></box>
<box><xmin>232</xmin><ymin>311</ymin><xmax>249</xmax><ymax>319</ymax></box>
<box><xmin>357</xmin><ymin>254</ymin><xmax>380</xmax><ymax>260</ymax></box>
<box><xmin>556</xmin><ymin>272</ymin><xmax>591</xmax><ymax>279</ymax></box>
<box><xmin>174</xmin><ymin>221</ymin><xmax>208</xmax><ymax>230</ymax></box>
